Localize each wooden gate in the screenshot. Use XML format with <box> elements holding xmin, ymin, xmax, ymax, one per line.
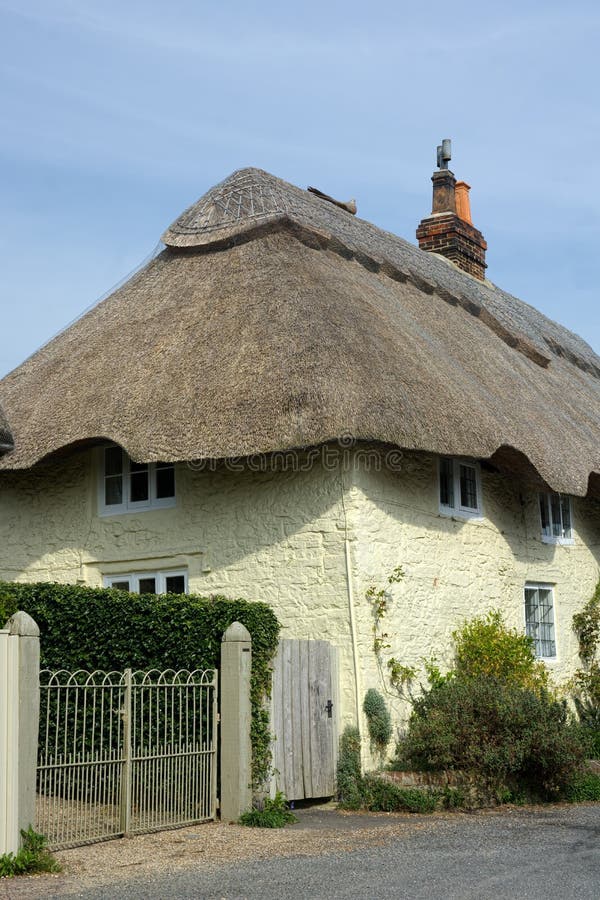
<box><xmin>271</xmin><ymin>639</ymin><xmax>339</xmax><ymax>801</ymax></box>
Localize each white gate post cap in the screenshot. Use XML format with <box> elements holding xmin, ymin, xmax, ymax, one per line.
<box><xmin>222</xmin><ymin>621</ymin><xmax>251</xmax><ymax>642</ymax></box>
<box><xmin>7</xmin><ymin>611</ymin><xmax>39</xmax><ymax>637</ymax></box>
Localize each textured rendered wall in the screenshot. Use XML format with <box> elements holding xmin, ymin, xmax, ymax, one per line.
<box><xmin>1</xmin><ymin>447</ymin><xmax>600</xmax><ymax>768</ymax></box>
<box><xmin>346</xmin><ymin>451</ymin><xmax>600</xmax><ymax>764</ymax></box>
<box><xmin>0</xmin><ymin>449</ymin><xmax>358</xmax><ymax>727</ymax></box>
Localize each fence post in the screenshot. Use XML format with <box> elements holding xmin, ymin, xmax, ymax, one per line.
<box><xmin>119</xmin><ymin>668</ymin><xmax>133</xmax><ymax>836</ymax></box>
<box><xmin>220</xmin><ymin>622</ymin><xmax>252</xmax><ymax>823</ymax></box>
<box><xmin>0</xmin><ymin>611</ymin><xmax>40</xmax><ymax>855</ymax></box>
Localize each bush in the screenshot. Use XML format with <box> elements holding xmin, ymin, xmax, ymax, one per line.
<box><xmin>361</xmin><ymin>775</ymin><xmax>438</xmax><ymax>813</ymax></box>
<box><xmin>453</xmin><ymin>610</ymin><xmax>549</xmax><ymax>692</ymax></box>
<box><xmin>0</xmin><ymin>828</ymin><xmax>61</xmax><ymax>878</ymax></box>
<box><xmin>572</xmin><ymin>586</ymin><xmax>600</xmax><ymax>758</ymax></box>
<box><xmin>238</xmin><ymin>792</ymin><xmax>298</xmax><ymax>828</ymax></box>
<box><xmin>563</xmin><ymin>772</ymin><xmax>600</xmax><ymax>803</ymax></box>
<box><xmin>396</xmin><ymin>674</ymin><xmax>584</xmax><ymax>797</ymax></box>
<box><xmin>336</xmin><ymin>726</ymin><xmax>363</xmax><ymax>810</ymax></box>
<box><xmin>0</xmin><ymin>581</ymin><xmax>280</xmax><ymax>785</ymax></box>
<box><xmin>574</xmin><ymin>696</ymin><xmax>600</xmax><ymax>758</ymax></box>
<box><xmin>363</xmin><ymin>689</ymin><xmax>392</xmax><ymax>756</ymax></box>
<box><xmin>336</xmin><ymin>727</ymin><xmax>438</xmax><ymax>813</ymax></box>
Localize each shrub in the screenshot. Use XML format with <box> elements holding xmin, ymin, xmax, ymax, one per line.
<box><xmin>363</xmin><ymin>689</ymin><xmax>392</xmax><ymax>756</ymax></box>
<box><xmin>336</xmin><ymin>728</ymin><xmax>438</xmax><ymax>813</ymax></box>
<box><xmin>453</xmin><ymin>610</ymin><xmax>549</xmax><ymax>692</ymax></box>
<box><xmin>336</xmin><ymin>726</ymin><xmax>363</xmax><ymax>810</ymax></box>
<box><xmin>0</xmin><ymin>828</ymin><xmax>61</xmax><ymax>878</ymax></box>
<box><xmin>361</xmin><ymin>775</ymin><xmax>438</xmax><ymax>813</ymax></box>
<box><xmin>574</xmin><ymin>695</ymin><xmax>600</xmax><ymax>758</ymax></box>
<box><xmin>572</xmin><ymin>585</ymin><xmax>600</xmax><ymax>758</ymax></box>
<box><xmin>440</xmin><ymin>786</ymin><xmax>466</xmax><ymax>809</ymax></box>
<box><xmin>238</xmin><ymin>792</ymin><xmax>297</xmax><ymax>828</ymax></box>
<box><xmin>0</xmin><ymin>581</ymin><xmax>280</xmax><ymax>786</ymax></box>
<box><xmin>396</xmin><ymin>674</ymin><xmax>584</xmax><ymax>797</ymax></box>
<box><xmin>563</xmin><ymin>772</ymin><xmax>600</xmax><ymax>803</ymax></box>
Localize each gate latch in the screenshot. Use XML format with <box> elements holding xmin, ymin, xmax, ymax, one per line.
<box><xmin>325</xmin><ymin>699</ymin><xmax>334</xmax><ymax>719</ymax></box>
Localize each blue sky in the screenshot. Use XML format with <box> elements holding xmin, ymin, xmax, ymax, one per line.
<box><xmin>1</xmin><ymin>1</ymin><xmax>599</xmax><ymax>377</ymax></box>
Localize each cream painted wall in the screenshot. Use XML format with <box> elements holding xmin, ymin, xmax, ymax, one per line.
<box><xmin>0</xmin><ymin>448</ymin><xmax>359</xmax><ymax>729</ymax></box>
<box><xmin>346</xmin><ymin>451</ymin><xmax>600</xmax><ymax>762</ymax></box>
<box><xmin>1</xmin><ymin>446</ymin><xmax>599</xmax><ymax>766</ymax></box>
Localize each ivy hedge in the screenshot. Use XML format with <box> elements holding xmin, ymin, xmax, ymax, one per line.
<box><xmin>0</xmin><ymin>581</ymin><xmax>280</xmax><ymax>786</ymax></box>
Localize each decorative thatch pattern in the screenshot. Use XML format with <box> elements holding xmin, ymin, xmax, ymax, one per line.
<box><xmin>0</xmin><ymin>403</ymin><xmax>13</xmax><ymax>454</ymax></box>
<box><xmin>1</xmin><ymin>167</ymin><xmax>599</xmax><ymax>496</ymax></box>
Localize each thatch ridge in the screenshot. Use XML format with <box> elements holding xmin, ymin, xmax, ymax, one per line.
<box><xmin>1</xmin><ymin>167</ymin><xmax>599</xmax><ymax>496</ymax></box>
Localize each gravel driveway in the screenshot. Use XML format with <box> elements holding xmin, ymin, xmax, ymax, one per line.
<box><xmin>1</xmin><ymin>803</ymin><xmax>598</xmax><ymax>899</ymax></box>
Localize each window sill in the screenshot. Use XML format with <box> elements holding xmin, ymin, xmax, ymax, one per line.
<box><xmin>541</xmin><ymin>536</ymin><xmax>574</xmax><ymax>546</ymax></box>
<box><xmin>99</xmin><ymin>499</ymin><xmax>176</xmax><ymax>517</ymax></box>
<box><xmin>439</xmin><ymin>506</ymin><xmax>483</xmax><ymax>522</ymax></box>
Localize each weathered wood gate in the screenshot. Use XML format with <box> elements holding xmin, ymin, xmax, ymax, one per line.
<box><xmin>270</xmin><ymin>639</ymin><xmax>339</xmax><ymax>801</ymax></box>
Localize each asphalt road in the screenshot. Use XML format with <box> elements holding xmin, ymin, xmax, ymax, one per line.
<box><xmin>42</xmin><ymin>804</ymin><xmax>600</xmax><ymax>900</ymax></box>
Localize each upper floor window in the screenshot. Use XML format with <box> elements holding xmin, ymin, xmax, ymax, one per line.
<box><xmin>99</xmin><ymin>446</ymin><xmax>175</xmax><ymax>515</ymax></box>
<box><xmin>439</xmin><ymin>457</ymin><xmax>482</xmax><ymax>518</ymax></box>
<box><xmin>104</xmin><ymin>570</ymin><xmax>187</xmax><ymax>595</ymax></box>
<box><xmin>539</xmin><ymin>492</ymin><xmax>573</xmax><ymax>544</ymax></box>
<box><xmin>524</xmin><ymin>583</ymin><xmax>556</xmax><ymax>659</ymax></box>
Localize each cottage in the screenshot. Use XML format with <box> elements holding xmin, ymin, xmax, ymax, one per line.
<box><xmin>1</xmin><ymin>154</ymin><xmax>600</xmax><ymax>744</ymax></box>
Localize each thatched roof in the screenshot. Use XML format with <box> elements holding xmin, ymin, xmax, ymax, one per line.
<box><xmin>1</xmin><ymin>167</ymin><xmax>599</xmax><ymax>496</ymax></box>
<box><xmin>0</xmin><ymin>403</ymin><xmax>13</xmax><ymax>454</ymax></box>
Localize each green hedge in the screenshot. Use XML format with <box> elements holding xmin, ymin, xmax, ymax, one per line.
<box><xmin>0</xmin><ymin>581</ymin><xmax>280</xmax><ymax>786</ymax></box>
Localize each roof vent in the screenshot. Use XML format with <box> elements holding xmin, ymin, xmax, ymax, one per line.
<box><xmin>416</xmin><ymin>141</ymin><xmax>487</xmax><ymax>280</ymax></box>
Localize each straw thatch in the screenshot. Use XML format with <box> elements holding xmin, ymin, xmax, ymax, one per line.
<box><xmin>1</xmin><ymin>167</ymin><xmax>599</xmax><ymax>496</ymax></box>
<box><xmin>0</xmin><ymin>403</ymin><xmax>13</xmax><ymax>454</ymax></box>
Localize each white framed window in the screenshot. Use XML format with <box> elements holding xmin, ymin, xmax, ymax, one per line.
<box><xmin>524</xmin><ymin>583</ymin><xmax>557</xmax><ymax>660</ymax></box>
<box><xmin>539</xmin><ymin>492</ymin><xmax>573</xmax><ymax>544</ymax></box>
<box><xmin>438</xmin><ymin>457</ymin><xmax>482</xmax><ymax>518</ymax></box>
<box><xmin>103</xmin><ymin>570</ymin><xmax>188</xmax><ymax>595</ymax></box>
<box><xmin>98</xmin><ymin>445</ymin><xmax>176</xmax><ymax>515</ymax></box>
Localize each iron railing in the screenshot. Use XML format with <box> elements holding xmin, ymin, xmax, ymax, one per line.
<box><xmin>36</xmin><ymin>668</ymin><xmax>218</xmax><ymax>848</ymax></box>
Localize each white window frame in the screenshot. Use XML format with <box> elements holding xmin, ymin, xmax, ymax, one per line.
<box><xmin>438</xmin><ymin>457</ymin><xmax>483</xmax><ymax>519</ymax></box>
<box><xmin>523</xmin><ymin>582</ymin><xmax>557</xmax><ymax>661</ymax></box>
<box><xmin>539</xmin><ymin>492</ymin><xmax>574</xmax><ymax>545</ymax></box>
<box><xmin>97</xmin><ymin>446</ymin><xmax>176</xmax><ymax>516</ymax></box>
<box><xmin>103</xmin><ymin>570</ymin><xmax>188</xmax><ymax>595</ymax></box>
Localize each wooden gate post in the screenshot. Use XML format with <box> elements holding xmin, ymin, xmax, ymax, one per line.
<box><xmin>220</xmin><ymin>622</ymin><xmax>252</xmax><ymax>823</ymax></box>
<box><xmin>0</xmin><ymin>611</ymin><xmax>40</xmax><ymax>855</ymax></box>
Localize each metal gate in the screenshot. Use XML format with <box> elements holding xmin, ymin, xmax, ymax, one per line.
<box><xmin>271</xmin><ymin>639</ymin><xmax>339</xmax><ymax>801</ymax></box>
<box><xmin>36</xmin><ymin>668</ymin><xmax>218</xmax><ymax>848</ymax></box>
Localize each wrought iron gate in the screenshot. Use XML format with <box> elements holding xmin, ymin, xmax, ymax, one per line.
<box><xmin>36</xmin><ymin>668</ymin><xmax>218</xmax><ymax>848</ymax></box>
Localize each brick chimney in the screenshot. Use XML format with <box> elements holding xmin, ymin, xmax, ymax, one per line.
<box><xmin>416</xmin><ymin>141</ymin><xmax>487</xmax><ymax>280</ymax></box>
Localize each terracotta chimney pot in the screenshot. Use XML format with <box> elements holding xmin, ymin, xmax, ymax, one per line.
<box><xmin>455</xmin><ymin>181</ymin><xmax>472</xmax><ymax>224</ymax></box>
